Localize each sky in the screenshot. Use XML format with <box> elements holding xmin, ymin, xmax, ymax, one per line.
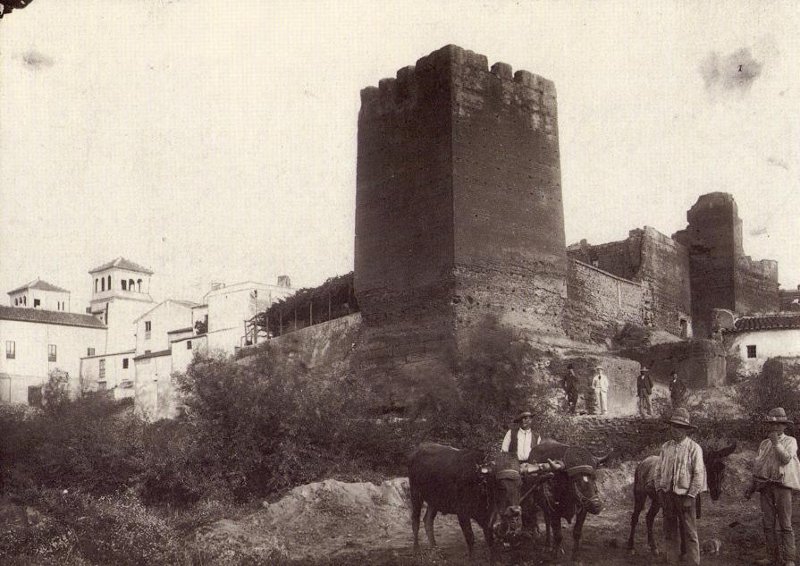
<box><xmin>1</xmin><ymin>0</ymin><xmax>798</xmax><ymax>312</ymax></box>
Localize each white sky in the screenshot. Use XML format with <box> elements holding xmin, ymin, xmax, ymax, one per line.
<box><xmin>1</xmin><ymin>0</ymin><xmax>798</xmax><ymax>312</ymax></box>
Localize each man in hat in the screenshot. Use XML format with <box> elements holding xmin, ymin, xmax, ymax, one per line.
<box><xmin>636</xmin><ymin>366</ymin><xmax>654</xmax><ymax>417</ymax></box>
<box><xmin>669</xmin><ymin>370</ymin><xmax>687</xmax><ymax>408</ymax></box>
<box><xmin>744</xmin><ymin>407</ymin><xmax>800</xmax><ymax>566</ymax></box>
<box><xmin>591</xmin><ymin>366</ymin><xmax>610</xmax><ymax>415</ymax></box>
<box><xmin>563</xmin><ymin>364</ymin><xmax>579</xmax><ymax>415</ymax></box>
<box><xmin>501</xmin><ymin>411</ymin><xmax>541</xmax><ymax>463</ymax></box>
<box><xmin>654</xmin><ymin>408</ymin><xmax>707</xmax><ymax>565</ymax></box>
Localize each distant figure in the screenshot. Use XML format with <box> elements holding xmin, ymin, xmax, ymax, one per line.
<box><xmin>745</xmin><ymin>407</ymin><xmax>800</xmax><ymax>566</ymax></box>
<box><xmin>655</xmin><ymin>408</ymin><xmax>707</xmax><ymax>565</ymax></box>
<box><xmin>636</xmin><ymin>367</ymin><xmax>654</xmax><ymax>417</ymax></box>
<box><xmin>591</xmin><ymin>366</ymin><xmax>609</xmax><ymax>416</ymax></box>
<box><xmin>669</xmin><ymin>370</ymin><xmax>687</xmax><ymax>408</ymax></box>
<box><xmin>563</xmin><ymin>364</ymin><xmax>579</xmax><ymax>414</ymax></box>
<box><xmin>501</xmin><ymin>411</ymin><xmax>541</xmax><ymax>463</ymax></box>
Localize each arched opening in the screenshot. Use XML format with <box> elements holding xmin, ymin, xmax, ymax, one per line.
<box><xmin>121</xmin><ymin>280</ymin><xmax>127</xmax><ymax>291</ymax></box>
<box><xmin>107</xmin><ymin>275</ymin><xmax>111</xmax><ymax>290</ymax></box>
<box><xmin>95</xmin><ymin>279</ymin><xmax>98</xmax><ymax>293</ymax></box>
<box><xmin>101</xmin><ymin>278</ymin><xmax>105</xmax><ymax>292</ymax></box>
<box><xmin>137</xmin><ymin>279</ymin><xmax>142</xmax><ymax>292</ymax></box>
<box><xmin>129</xmin><ymin>279</ymin><xmax>135</xmax><ymax>291</ymax></box>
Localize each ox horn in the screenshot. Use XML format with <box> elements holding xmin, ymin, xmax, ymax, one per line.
<box><xmin>593</xmin><ymin>450</ymin><xmax>613</xmax><ymax>467</ymax></box>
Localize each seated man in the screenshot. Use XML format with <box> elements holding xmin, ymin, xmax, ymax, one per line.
<box><xmin>501</xmin><ymin>411</ymin><xmax>541</xmax><ymax>463</ymax></box>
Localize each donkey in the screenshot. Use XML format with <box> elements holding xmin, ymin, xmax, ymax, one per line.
<box><xmin>627</xmin><ymin>441</ymin><xmax>737</xmax><ymax>554</ymax></box>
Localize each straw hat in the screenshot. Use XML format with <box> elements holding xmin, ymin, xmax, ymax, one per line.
<box><xmin>513</xmin><ymin>411</ymin><xmax>533</xmax><ymax>423</ymax></box>
<box><xmin>764</xmin><ymin>407</ymin><xmax>793</xmax><ymax>425</ymax></box>
<box><xmin>666</xmin><ymin>408</ymin><xmax>697</xmax><ymax>430</ymax></box>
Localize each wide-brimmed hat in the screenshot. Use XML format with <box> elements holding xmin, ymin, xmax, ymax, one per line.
<box><xmin>640</xmin><ymin>367</ymin><xmax>649</xmax><ymax>373</ymax></box>
<box><xmin>513</xmin><ymin>411</ymin><xmax>533</xmax><ymax>423</ymax></box>
<box><xmin>764</xmin><ymin>407</ymin><xmax>793</xmax><ymax>425</ymax></box>
<box><xmin>666</xmin><ymin>408</ymin><xmax>698</xmax><ymax>430</ymax></box>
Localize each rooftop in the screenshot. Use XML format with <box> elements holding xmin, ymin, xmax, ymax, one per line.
<box><xmin>729</xmin><ymin>313</ymin><xmax>800</xmax><ymax>333</ymax></box>
<box><xmin>8</xmin><ymin>278</ymin><xmax>69</xmax><ymax>295</ymax></box>
<box><xmin>0</xmin><ymin>305</ymin><xmax>106</xmax><ymax>329</ymax></box>
<box><xmin>89</xmin><ymin>257</ymin><xmax>153</xmax><ymax>275</ymax></box>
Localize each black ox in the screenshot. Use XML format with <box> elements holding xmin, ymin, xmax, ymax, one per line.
<box><xmin>523</xmin><ymin>439</ymin><xmax>610</xmax><ymax>560</ymax></box>
<box><xmin>627</xmin><ymin>441</ymin><xmax>736</xmax><ymax>554</ymax></box>
<box><xmin>409</xmin><ymin>442</ymin><xmax>523</xmax><ymax>558</ymax></box>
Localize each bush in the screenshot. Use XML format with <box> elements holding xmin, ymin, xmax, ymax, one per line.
<box><xmin>736</xmin><ymin>358</ymin><xmax>800</xmax><ymax>423</ymax></box>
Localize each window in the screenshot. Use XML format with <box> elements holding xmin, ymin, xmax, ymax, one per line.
<box><xmin>121</xmin><ymin>280</ymin><xmax>127</xmax><ymax>291</ymax></box>
<box><xmin>145</xmin><ymin>320</ymin><xmax>151</xmax><ymax>339</ymax></box>
<box><xmin>101</xmin><ymin>278</ymin><xmax>105</xmax><ymax>292</ymax></box>
<box><xmin>6</xmin><ymin>341</ymin><xmax>15</xmax><ymax>359</ymax></box>
<box><xmin>48</xmin><ymin>344</ymin><xmax>57</xmax><ymax>362</ymax></box>
<box><xmin>186</xmin><ymin>340</ymin><xmax>192</xmax><ymax>350</ymax></box>
<box><xmin>14</xmin><ymin>298</ymin><xmax>17</xmax><ymax>306</ymax></box>
<box><xmin>34</xmin><ymin>299</ymin><xmax>40</xmax><ymax>308</ymax></box>
<box><xmin>97</xmin><ymin>381</ymin><xmax>107</xmax><ymax>391</ymax></box>
<box><xmin>107</xmin><ymin>275</ymin><xmax>111</xmax><ymax>290</ymax></box>
<box><xmin>129</xmin><ymin>279</ymin><xmax>135</xmax><ymax>292</ymax></box>
<box><xmin>137</xmin><ymin>279</ymin><xmax>142</xmax><ymax>292</ymax></box>
<box><xmin>747</xmin><ymin>345</ymin><xmax>757</xmax><ymax>359</ymax></box>
<box><xmin>122</xmin><ymin>358</ymin><xmax>129</xmax><ymax>369</ymax></box>
<box><xmin>99</xmin><ymin>359</ymin><xmax>106</xmax><ymax>379</ymax></box>
<box><xmin>87</xmin><ymin>347</ymin><xmax>96</xmax><ymax>356</ymax></box>
<box><xmin>22</xmin><ymin>296</ymin><xmax>26</xmax><ymax>305</ymax></box>
<box><xmin>95</xmin><ymin>278</ymin><xmax>98</xmax><ymax>293</ymax></box>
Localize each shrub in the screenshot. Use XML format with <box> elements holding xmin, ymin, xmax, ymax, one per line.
<box><xmin>736</xmin><ymin>358</ymin><xmax>800</xmax><ymax>423</ymax></box>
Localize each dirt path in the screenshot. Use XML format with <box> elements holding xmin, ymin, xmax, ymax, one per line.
<box><xmin>194</xmin><ymin>451</ymin><xmax>785</xmax><ymax>565</ymax></box>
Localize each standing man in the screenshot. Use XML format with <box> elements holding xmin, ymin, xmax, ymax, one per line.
<box><xmin>637</xmin><ymin>367</ymin><xmax>654</xmax><ymax>417</ymax></box>
<box><xmin>745</xmin><ymin>407</ymin><xmax>800</xmax><ymax>566</ymax></box>
<box><xmin>669</xmin><ymin>370</ymin><xmax>687</xmax><ymax>408</ymax></box>
<box><xmin>655</xmin><ymin>408</ymin><xmax>707</xmax><ymax>565</ymax></box>
<box><xmin>591</xmin><ymin>366</ymin><xmax>609</xmax><ymax>416</ymax></box>
<box><xmin>563</xmin><ymin>364</ymin><xmax>579</xmax><ymax>415</ymax></box>
<box><xmin>501</xmin><ymin>411</ymin><xmax>541</xmax><ymax>463</ymax></box>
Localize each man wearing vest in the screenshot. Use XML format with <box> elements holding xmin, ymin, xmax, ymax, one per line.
<box><xmin>501</xmin><ymin>411</ymin><xmax>541</xmax><ymax>463</ymax></box>
<box><xmin>745</xmin><ymin>407</ymin><xmax>800</xmax><ymax>566</ymax></box>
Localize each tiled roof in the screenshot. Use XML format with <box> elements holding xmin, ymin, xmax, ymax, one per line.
<box><xmin>8</xmin><ymin>278</ymin><xmax>69</xmax><ymax>295</ymax></box>
<box><xmin>0</xmin><ymin>305</ymin><xmax>106</xmax><ymax>329</ymax></box>
<box><xmin>731</xmin><ymin>313</ymin><xmax>800</xmax><ymax>333</ymax></box>
<box><xmin>89</xmin><ymin>257</ymin><xmax>153</xmax><ymax>275</ymax></box>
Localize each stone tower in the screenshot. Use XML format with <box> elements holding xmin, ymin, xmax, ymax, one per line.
<box><xmin>674</xmin><ymin>193</ymin><xmax>778</xmax><ymax>337</ymax></box>
<box><xmin>354</xmin><ymin>45</ymin><xmax>567</xmax><ymax>403</ymax></box>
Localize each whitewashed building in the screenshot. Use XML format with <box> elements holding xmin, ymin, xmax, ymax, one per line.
<box><xmin>723</xmin><ymin>312</ymin><xmax>800</xmax><ymax>375</ymax></box>
<box><xmin>8</xmin><ymin>278</ymin><xmax>71</xmax><ymax>312</ymax></box>
<box><xmin>0</xmin><ymin>306</ymin><xmax>106</xmax><ymax>404</ymax></box>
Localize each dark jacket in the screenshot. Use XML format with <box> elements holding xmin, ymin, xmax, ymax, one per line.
<box><xmin>636</xmin><ymin>373</ymin><xmax>653</xmax><ymax>397</ymax></box>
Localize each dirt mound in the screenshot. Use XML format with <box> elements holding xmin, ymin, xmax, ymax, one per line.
<box><xmin>192</xmin><ymin>477</ymin><xmax>410</xmax><ymax>563</ymax></box>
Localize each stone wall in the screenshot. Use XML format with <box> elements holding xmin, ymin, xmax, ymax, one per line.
<box><xmin>565</xmin><ymin>260</ymin><xmax>643</xmax><ymax>343</ymax></box>
<box><xmin>567</xmin><ymin>227</ymin><xmax>691</xmax><ymax>337</ymax></box>
<box><xmin>634</xmin><ymin>339</ymin><xmax>727</xmax><ymax>388</ymax></box>
<box><xmin>354</xmin><ymin>45</ymin><xmax>567</xmax><ymax>403</ymax></box>
<box><xmin>735</xmin><ymin>256</ymin><xmax>779</xmax><ymax>315</ymax></box>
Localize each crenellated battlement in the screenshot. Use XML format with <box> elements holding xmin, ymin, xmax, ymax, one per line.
<box><xmin>360</xmin><ymin>44</ymin><xmax>556</xmax><ymax>120</ymax></box>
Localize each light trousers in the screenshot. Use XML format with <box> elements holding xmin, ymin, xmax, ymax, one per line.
<box><xmin>760</xmin><ymin>484</ymin><xmax>796</xmax><ymax>566</ymax></box>
<box><xmin>594</xmin><ymin>390</ymin><xmax>607</xmax><ymax>414</ymax></box>
<box><xmin>663</xmin><ymin>492</ymin><xmax>699</xmax><ymax>565</ymax></box>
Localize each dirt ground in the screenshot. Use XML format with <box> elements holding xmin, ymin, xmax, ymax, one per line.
<box><xmin>193</xmin><ymin>448</ymin><xmax>793</xmax><ymax>565</ymax></box>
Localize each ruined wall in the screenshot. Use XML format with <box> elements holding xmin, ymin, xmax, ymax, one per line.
<box><xmin>735</xmin><ymin>257</ymin><xmax>779</xmax><ymax>315</ymax></box>
<box><xmin>565</xmin><ymin>260</ymin><xmax>643</xmax><ymax>343</ymax></box>
<box><xmin>674</xmin><ymin>193</ymin><xmax>780</xmax><ymax>337</ymax></box>
<box><xmin>637</xmin><ymin>227</ymin><xmax>692</xmax><ymax>335</ymax></box>
<box><xmin>674</xmin><ymin>193</ymin><xmax>742</xmax><ymax>338</ymax></box>
<box><xmin>566</xmin><ymin>227</ymin><xmax>691</xmax><ymax>336</ymax></box>
<box><xmin>354</xmin><ymin>46</ymin><xmax>566</xmax><ymax>403</ymax></box>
